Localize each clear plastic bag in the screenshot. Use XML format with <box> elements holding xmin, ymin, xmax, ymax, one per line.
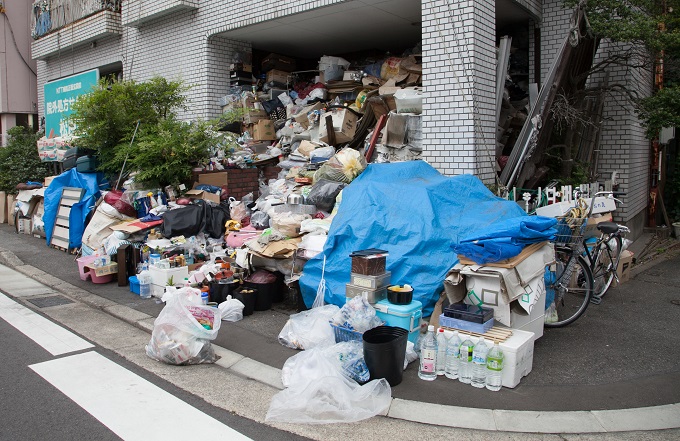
<box><xmin>278</xmin><ymin>304</ymin><xmax>339</xmax><ymax>350</ymax></box>
<box><xmin>146</xmin><ymin>295</ymin><xmax>221</xmax><ymax>365</ymax></box>
<box><xmin>330</xmin><ymin>294</ymin><xmax>383</xmax><ymax>333</ymax></box>
<box><xmin>267</xmin><ymin>344</ymin><xmax>391</xmax><ymax>424</ymax></box>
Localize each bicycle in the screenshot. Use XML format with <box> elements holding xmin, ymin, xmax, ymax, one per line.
<box><xmin>582</xmin><ymin>192</ymin><xmax>629</xmax><ymax>303</ymax></box>
<box><xmin>544</xmin><ymin>202</ymin><xmax>594</xmax><ymax>328</ymax></box>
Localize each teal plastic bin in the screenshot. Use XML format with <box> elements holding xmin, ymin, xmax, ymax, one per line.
<box><xmin>374</xmin><ymin>299</ymin><xmax>422</xmax><ymax>345</ymax></box>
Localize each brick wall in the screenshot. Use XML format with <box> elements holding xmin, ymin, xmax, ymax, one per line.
<box><xmin>194</xmin><ymin>168</ymin><xmax>260</xmax><ymax>200</ymax></box>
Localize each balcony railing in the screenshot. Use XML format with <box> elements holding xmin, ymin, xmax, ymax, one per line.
<box><xmin>31</xmin><ymin>0</ymin><xmax>121</xmax><ymax>39</ymax></box>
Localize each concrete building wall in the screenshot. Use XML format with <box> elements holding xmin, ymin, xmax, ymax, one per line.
<box><xmin>1</xmin><ymin>0</ymin><xmax>39</xmax><ymax>144</ymax></box>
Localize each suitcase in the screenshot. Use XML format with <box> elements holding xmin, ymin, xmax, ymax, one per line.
<box><xmin>75</xmin><ymin>155</ymin><xmax>98</xmax><ymax>173</ymax></box>
<box><xmin>62</xmin><ymin>147</ymin><xmax>87</xmax><ymax>170</ymax></box>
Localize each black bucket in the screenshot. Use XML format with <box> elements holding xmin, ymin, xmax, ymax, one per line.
<box><xmin>232</xmin><ymin>287</ymin><xmax>257</xmax><ymax>316</ymax></box>
<box><xmin>209</xmin><ymin>280</ymin><xmax>240</xmax><ymax>304</ymax></box>
<box><xmin>244</xmin><ymin>281</ymin><xmax>275</xmax><ymax>311</ymax></box>
<box><xmin>362</xmin><ymin>326</ymin><xmax>408</xmax><ymax>387</ymax></box>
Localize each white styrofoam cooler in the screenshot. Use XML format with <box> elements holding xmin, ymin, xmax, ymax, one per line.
<box><xmin>440</xmin><ymin>328</ymin><xmax>535</xmax><ymax>388</ymax></box>
<box><xmin>149</xmin><ymin>266</ymin><xmax>188</xmax><ymax>298</ymax></box>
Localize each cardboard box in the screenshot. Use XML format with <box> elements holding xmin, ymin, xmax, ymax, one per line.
<box><xmin>0</xmin><ymin>191</ymin><xmax>6</xmax><ymax>223</ymax></box>
<box><xmin>44</xmin><ymin>175</ymin><xmax>58</xmax><ymax>187</ymax></box>
<box><xmin>85</xmin><ymin>262</ymin><xmax>119</xmax><ymax>277</ymax></box>
<box><xmin>318</xmin><ymin>108</ymin><xmax>359</xmax><ymax>144</ymax></box>
<box><xmin>614</xmin><ymin>250</ymin><xmax>634</xmax><ymax>286</ymax></box>
<box><xmin>248</xmin><ymin>119</ymin><xmax>276</xmax><ymax>141</ymax></box>
<box><xmin>293</xmin><ymin>102</ymin><xmax>325</xmax><ymax>129</ymax></box>
<box><xmin>266</xmin><ymin>69</ymin><xmax>289</xmax><ymax>85</ymax></box>
<box><xmin>262</xmin><ymin>53</ymin><xmax>296</xmax><ymax>72</ymax></box>
<box><xmin>584</xmin><ymin>212</ymin><xmax>613</xmax><ymax>238</ymax></box>
<box><xmin>17</xmin><ymin>217</ymin><xmax>32</xmax><ymax>235</ymax></box>
<box><xmin>197</xmin><ymin>172</ymin><xmax>228</xmax><ymax>187</ymax></box>
<box><xmin>441</xmin><ymin>328</ymin><xmax>535</xmax><ymax>388</ymax></box>
<box><xmin>7</xmin><ymin>195</ymin><xmax>15</xmax><ymax>226</ymax></box>
<box><xmin>243</xmin><ymin>108</ymin><xmax>269</xmax><ymax>124</ymax></box>
<box><xmin>185</xmin><ymin>188</ymin><xmax>221</xmax><ymax>204</ymax></box>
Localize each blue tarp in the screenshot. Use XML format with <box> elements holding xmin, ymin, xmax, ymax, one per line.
<box><xmin>299</xmin><ymin>161</ymin><xmax>537</xmax><ymax>316</ymax></box>
<box><xmin>43</xmin><ymin>168</ymin><xmax>107</xmax><ymax>249</ymax></box>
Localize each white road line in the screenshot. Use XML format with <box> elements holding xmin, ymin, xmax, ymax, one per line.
<box><xmin>0</xmin><ymin>292</ymin><xmax>94</xmax><ymax>355</ymax></box>
<box><xmin>30</xmin><ymin>352</ymin><xmax>253</xmax><ymax>441</ymax></box>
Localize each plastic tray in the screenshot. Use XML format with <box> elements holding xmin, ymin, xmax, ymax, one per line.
<box><xmin>443</xmin><ymin>303</ymin><xmax>494</xmax><ymax>324</ymax></box>
<box><xmin>330</xmin><ymin>323</ymin><xmax>363</xmax><ymax>343</ymax></box>
<box><xmin>439</xmin><ymin>314</ymin><xmax>494</xmax><ymax>334</ymax></box>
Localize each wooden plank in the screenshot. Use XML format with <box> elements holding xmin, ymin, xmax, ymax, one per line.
<box><xmin>53</xmin><ymin>225</ymin><xmax>70</xmax><ymax>238</ymax></box>
<box><xmin>441</xmin><ymin>325</ymin><xmax>513</xmax><ymax>343</ymax></box>
<box><xmin>57</xmin><ymin>205</ymin><xmax>71</xmax><ymax>218</ymax></box>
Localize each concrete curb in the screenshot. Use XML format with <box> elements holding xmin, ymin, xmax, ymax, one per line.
<box><xmin>2</xmin><ymin>247</ymin><xmax>679</xmax><ymax>434</ymax></box>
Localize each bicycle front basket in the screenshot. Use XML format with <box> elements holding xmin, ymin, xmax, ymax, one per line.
<box><xmin>554</xmin><ymin>215</ymin><xmax>588</xmax><ymax>245</ymax></box>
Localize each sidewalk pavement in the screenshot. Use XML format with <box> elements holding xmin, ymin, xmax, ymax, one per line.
<box><xmin>1</xmin><ymin>223</ymin><xmax>679</xmax><ymax>435</ymax></box>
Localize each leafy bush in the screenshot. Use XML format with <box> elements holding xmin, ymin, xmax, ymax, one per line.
<box><xmin>0</xmin><ymin>127</ymin><xmax>50</xmax><ymax>194</ymax></box>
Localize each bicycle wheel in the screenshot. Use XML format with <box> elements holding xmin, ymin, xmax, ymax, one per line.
<box><xmin>545</xmin><ymin>252</ymin><xmax>593</xmax><ymax>328</ymax></box>
<box><xmin>591</xmin><ymin>249</ymin><xmax>616</xmax><ymax>301</ymax></box>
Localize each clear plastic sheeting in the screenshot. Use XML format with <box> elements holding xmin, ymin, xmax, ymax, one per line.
<box><xmin>299</xmin><ymin>162</ymin><xmax>528</xmax><ymax>316</ymax></box>
<box><xmin>266</xmin><ymin>344</ymin><xmax>391</xmax><ymax>424</ymax></box>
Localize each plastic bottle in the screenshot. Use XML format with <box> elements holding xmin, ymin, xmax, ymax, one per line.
<box><xmin>436</xmin><ymin>328</ymin><xmax>448</xmax><ymax>375</ymax></box>
<box><xmin>201</xmin><ymin>289</ymin><xmax>209</xmax><ymax>305</ymax></box>
<box><xmin>418</xmin><ymin>325</ymin><xmax>438</xmax><ymax>381</ymax></box>
<box><xmin>486</xmin><ymin>341</ymin><xmax>504</xmax><ymax>392</ymax></box>
<box><xmin>138</xmin><ymin>263</ymin><xmax>151</xmax><ymax>299</ymax></box>
<box><xmin>444</xmin><ymin>331</ymin><xmax>461</xmax><ymax>380</ymax></box>
<box><xmin>458</xmin><ymin>335</ymin><xmax>474</xmax><ymax>384</ymax></box>
<box><xmin>471</xmin><ymin>338</ymin><xmax>489</xmax><ymax>388</ymax></box>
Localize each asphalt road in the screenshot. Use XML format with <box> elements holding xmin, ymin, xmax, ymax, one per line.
<box><xmin>1</xmin><ymin>224</ymin><xmax>680</xmax><ymax>412</ymax></box>
<box><xmin>0</xmin><ymin>291</ymin><xmax>311</xmax><ymax>441</ymax></box>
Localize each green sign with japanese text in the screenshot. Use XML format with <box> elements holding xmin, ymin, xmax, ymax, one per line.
<box><xmin>44</xmin><ymin>69</ymin><xmax>99</xmax><ymax>138</ymax></box>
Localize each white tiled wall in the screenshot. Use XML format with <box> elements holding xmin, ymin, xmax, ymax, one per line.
<box><xmin>422</xmin><ymin>0</ymin><xmax>497</xmax><ymax>180</ymax></box>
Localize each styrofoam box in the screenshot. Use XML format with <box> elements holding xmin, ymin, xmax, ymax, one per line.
<box><xmin>534</xmin><ymin>197</ymin><xmax>617</xmax><ymax>218</ymax></box>
<box><xmin>150</xmin><ymin>266</ymin><xmax>188</xmax><ymax>298</ymax></box>
<box><xmin>440</xmin><ymin>328</ymin><xmax>535</xmax><ymax>388</ymax></box>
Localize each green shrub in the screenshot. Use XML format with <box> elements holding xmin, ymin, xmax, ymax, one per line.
<box><xmin>0</xmin><ymin>127</ymin><xmax>49</xmax><ymax>194</ymax></box>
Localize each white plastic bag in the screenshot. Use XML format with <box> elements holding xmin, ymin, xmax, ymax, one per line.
<box><xmin>266</xmin><ymin>345</ymin><xmax>391</xmax><ymax>424</ymax></box>
<box><xmin>218</xmin><ymin>295</ymin><xmax>244</xmax><ymax>322</ymax></box>
<box><xmin>146</xmin><ymin>295</ymin><xmax>221</xmax><ymax>365</ymax></box>
<box><xmin>278</xmin><ymin>304</ymin><xmax>339</xmax><ymax>350</ymax></box>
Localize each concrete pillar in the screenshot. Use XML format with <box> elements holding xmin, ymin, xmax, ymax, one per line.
<box><xmin>421</xmin><ymin>0</ymin><xmax>497</xmax><ymax>182</ymax></box>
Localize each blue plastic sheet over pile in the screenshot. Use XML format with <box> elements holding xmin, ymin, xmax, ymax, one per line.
<box><xmin>299</xmin><ymin>161</ymin><xmax>543</xmax><ymax>316</ymax></box>
<box><xmin>43</xmin><ymin>168</ymin><xmax>108</xmax><ymax>249</ymax></box>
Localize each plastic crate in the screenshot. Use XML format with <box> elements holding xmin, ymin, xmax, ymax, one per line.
<box><xmin>129</xmin><ymin>275</ymin><xmax>140</xmax><ymax>295</ymax></box>
<box><xmin>330</xmin><ymin>323</ymin><xmax>363</xmax><ymax>343</ymax></box>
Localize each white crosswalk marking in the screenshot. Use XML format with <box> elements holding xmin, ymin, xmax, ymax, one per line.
<box><xmin>0</xmin><ymin>292</ymin><xmax>94</xmax><ymax>355</ymax></box>
<box><xmin>30</xmin><ymin>351</ymin><xmax>253</xmax><ymax>441</ymax></box>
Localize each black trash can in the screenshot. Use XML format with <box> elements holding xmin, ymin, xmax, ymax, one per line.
<box><xmin>232</xmin><ymin>287</ymin><xmax>257</xmax><ymax>316</ymax></box>
<box><xmin>362</xmin><ymin>326</ymin><xmax>409</xmax><ymax>387</ymax></box>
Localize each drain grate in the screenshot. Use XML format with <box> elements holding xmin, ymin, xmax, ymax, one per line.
<box><xmin>27</xmin><ymin>295</ymin><xmax>75</xmax><ymax>308</ymax></box>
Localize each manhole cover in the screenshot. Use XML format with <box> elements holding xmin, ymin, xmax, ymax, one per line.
<box><xmin>27</xmin><ymin>295</ymin><xmax>74</xmax><ymax>308</ymax></box>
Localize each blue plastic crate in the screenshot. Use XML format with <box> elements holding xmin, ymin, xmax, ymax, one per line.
<box><xmin>330</xmin><ymin>323</ymin><xmax>363</xmax><ymax>343</ymax></box>
<box><xmin>439</xmin><ymin>314</ymin><xmax>494</xmax><ymax>334</ymax></box>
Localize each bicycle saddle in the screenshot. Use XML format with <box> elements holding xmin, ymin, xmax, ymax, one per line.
<box><xmin>597</xmin><ymin>221</ymin><xmax>619</xmax><ymax>234</ymax></box>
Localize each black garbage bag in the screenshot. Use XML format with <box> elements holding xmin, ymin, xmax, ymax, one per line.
<box><xmin>161</xmin><ymin>202</ymin><xmax>206</xmax><ymax>238</ymax></box>
<box><xmin>204</xmin><ymin>202</ymin><xmax>231</xmax><ymax>238</ymax></box>
<box><xmin>306</xmin><ymin>179</ymin><xmax>346</xmax><ymax>212</ymax></box>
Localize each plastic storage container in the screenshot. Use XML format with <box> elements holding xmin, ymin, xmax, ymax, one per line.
<box><xmin>349</xmin><ymin>249</ymin><xmax>388</xmax><ymax>275</ymax></box>
<box><xmin>439</xmin><ymin>314</ymin><xmax>494</xmax><ymax>334</ymax></box>
<box><xmin>373</xmin><ymin>299</ymin><xmax>422</xmax><ymax>345</ymax></box>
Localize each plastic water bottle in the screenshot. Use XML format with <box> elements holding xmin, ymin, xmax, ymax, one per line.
<box><xmin>418</xmin><ymin>325</ymin><xmax>438</xmax><ymax>381</ymax></box>
<box><xmin>436</xmin><ymin>328</ymin><xmax>448</xmax><ymax>375</ymax></box>
<box><xmin>486</xmin><ymin>341</ymin><xmax>504</xmax><ymax>391</ymax></box>
<box><xmin>471</xmin><ymin>338</ymin><xmax>489</xmax><ymax>388</ymax></box>
<box><xmin>444</xmin><ymin>331</ymin><xmax>461</xmax><ymax>380</ymax></box>
<box><xmin>138</xmin><ymin>263</ymin><xmax>151</xmax><ymax>299</ymax></box>
<box><xmin>458</xmin><ymin>336</ymin><xmax>474</xmax><ymax>384</ymax></box>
